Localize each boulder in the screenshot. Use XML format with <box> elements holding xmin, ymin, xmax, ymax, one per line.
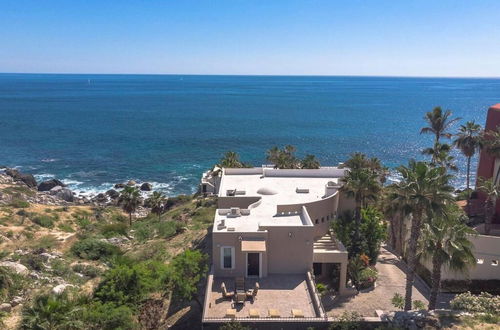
<box><xmin>10</xmin><ymin>296</ymin><xmax>23</xmax><ymax>307</ymax></box>
<box><xmin>55</xmin><ymin>188</ymin><xmax>74</xmax><ymax>202</ymax></box>
<box><xmin>0</xmin><ymin>261</ymin><xmax>29</xmax><ymax>275</ymax></box>
<box><xmin>0</xmin><ymin>303</ymin><xmax>11</xmax><ymax>313</ymax></box>
<box><xmin>106</xmin><ymin>189</ymin><xmax>120</xmax><ymax>199</ymax></box>
<box><xmin>127</xmin><ymin>180</ymin><xmax>136</xmax><ymax>186</ymax></box>
<box><xmin>5</xmin><ymin>168</ymin><xmax>37</xmax><ymax>188</ymax></box>
<box><xmin>95</xmin><ymin>193</ymin><xmax>107</xmax><ymax>202</ymax></box>
<box><xmin>38</xmin><ymin>179</ymin><xmax>66</xmax><ymax>191</ymax></box>
<box><xmin>52</xmin><ymin>284</ymin><xmax>73</xmax><ymax>295</ymax></box>
<box><xmin>114</xmin><ymin>183</ymin><xmax>126</xmax><ymax>189</ymax></box>
<box><xmin>140</xmin><ymin>182</ymin><xmax>152</xmax><ymax>191</ymax></box>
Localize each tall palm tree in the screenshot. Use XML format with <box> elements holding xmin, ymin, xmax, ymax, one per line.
<box><xmin>420</xmin><ymin>106</ymin><xmax>461</xmax><ymax>144</ymax></box>
<box><xmin>345</xmin><ymin>152</ymin><xmax>388</xmax><ymax>182</ymax></box>
<box><xmin>389</xmin><ymin>161</ymin><xmax>454</xmax><ymax>310</ymax></box>
<box><xmin>301</xmin><ymin>154</ymin><xmax>320</xmax><ymax>169</ymax></box>
<box><xmin>382</xmin><ymin>186</ymin><xmax>412</xmax><ymax>257</ymax></box>
<box><xmin>118</xmin><ymin>186</ymin><xmax>141</xmax><ymax>226</ymax></box>
<box><xmin>478</xmin><ymin>177</ymin><xmax>500</xmax><ymax>235</ymax></box>
<box><xmin>418</xmin><ymin>205</ymin><xmax>476</xmax><ymax>310</ymax></box>
<box><xmin>453</xmin><ymin>121</ymin><xmax>483</xmax><ymax>209</ymax></box>
<box><xmin>266</xmin><ymin>145</ymin><xmax>299</xmax><ymax>169</ymax></box>
<box><xmin>146</xmin><ymin>191</ymin><xmax>167</xmax><ymax>221</ymax></box>
<box><xmin>341</xmin><ymin>168</ymin><xmax>381</xmax><ymax>255</ymax></box>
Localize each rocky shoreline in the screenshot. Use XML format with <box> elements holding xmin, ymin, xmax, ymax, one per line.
<box><xmin>0</xmin><ymin>167</ymin><xmax>156</xmax><ymax>214</ymax></box>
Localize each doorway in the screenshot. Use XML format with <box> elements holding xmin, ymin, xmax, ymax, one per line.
<box><xmin>247</xmin><ymin>253</ymin><xmax>260</xmax><ymax>277</ymax></box>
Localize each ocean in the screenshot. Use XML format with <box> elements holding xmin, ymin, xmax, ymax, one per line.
<box><xmin>0</xmin><ymin>74</ymin><xmax>499</xmax><ymax>196</ymax></box>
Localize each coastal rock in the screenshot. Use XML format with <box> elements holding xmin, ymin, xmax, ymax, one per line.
<box><xmin>106</xmin><ymin>189</ymin><xmax>120</xmax><ymax>199</ymax></box>
<box><xmin>0</xmin><ymin>303</ymin><xmax>12</xmax><ymax>313</ymax></box>
<box><xmin>0</xmin><ymin>261</ymin><xmax>29</xmax><ymax>275</ymax></box>
<box><xmin>95</xmin><ymin>193</ymin><xmax>107</xmax><ymax>203</ymax></box>
<box><xmin>114</xmin><ymin>183</ymin><xmax>126</xmax><ymax>189</ymax></box>
<box><xmin>55</xmin><ymin>188</ymin><xmax>74</xmax><ymax>202</ymax></box>
<box><xmin>38</xmin><ymin>179</ymin><xmax>66</xmax><ymax>191</ymax></box>
<box><xmin>127</xmin><ymin>180</ymin><xmax>136</xmax><ymax>186</ymax></box>
<box><xmin>140</xmin><ymin>182</ymin><xmax>152</xmax><ymax>191</ymax></box>
<box><xmin>5</xmin><ymin>168</ymin><xmax>37</xmax><ymax>188</ymax></box>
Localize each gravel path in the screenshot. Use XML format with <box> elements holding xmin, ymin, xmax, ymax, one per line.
<box><xmin>326</xmin><ymin>246</ymin><xmax>454</xmax><ymax>317</ymax></box>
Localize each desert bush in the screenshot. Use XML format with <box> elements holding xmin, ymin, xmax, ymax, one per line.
<box><xmin>450</xmin><ymin>291</ymin><xmax>500</xmax><ymax>313</ymax></box>
<box><xmin>71</xmin><ymin>238</ymin><xmax>121</xmax><ymax>261</ymax></box>
<box><xmin>20</xmin><ymin>254</ymin><xmax>45</xmax><ymax>271</ymax></box>
<box><xmin>391</xmin><ymin>293</ymin><xmax>404</xmax><ymax>309</ymax></box>
<box><xmin>9</xmin><ymin>198</ymin><xmax>30</xmax><ymax>208</ymax></box>
<box><xmin>72</xmin><ymin>264</ymin><xmax>101</xmax><ymax>278</ymax></box>
<box><xmin>157</xmin><ymin>221</ymin><xmax>182</xmax><ymax>239</ymax></box>
<box><xmin>100</xmin><ymin>223</ymin><xmax>128</xmax><ymax>238</ymax></box>
<box><xmin>81</xmin><ymin>301</ymin><xmax>136</xmax><ymax>329</ymax></box>
<box><xmin>32</xmin><ymin>235</ymin><xmax>58</xmax><ymax>250</ymax></box>
<box><xmin>32</xmin><ymin>214</ymin><xmax>56</xmax><ymax>228</ymax></box>
<box><xmin>57</xmin><ymin>222</ymin><xmax>74</xmax><ymax>233</ymax></box>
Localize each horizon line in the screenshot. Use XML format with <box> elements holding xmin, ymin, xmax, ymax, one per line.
<box><xmin>1</xmin><ymin>72</ymin><xmax>500</xmax><ymax>79</ymax></box>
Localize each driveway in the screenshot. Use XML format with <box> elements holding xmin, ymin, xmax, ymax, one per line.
<box><xmin>325</xmin><ymin>246</ymin><xmax>454</xmax><ymax>317</ymax></box>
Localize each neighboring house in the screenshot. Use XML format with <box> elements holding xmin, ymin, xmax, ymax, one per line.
<box><xmin>201</xmin><ymin>166</ymin><xmax>354</xmax><ymax>324</ymax></box>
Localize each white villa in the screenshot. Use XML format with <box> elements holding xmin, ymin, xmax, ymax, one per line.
<box><xmin>200</xmin><ymin>166</ymin><xmax>355</xmax><ymax>323</ymax></box>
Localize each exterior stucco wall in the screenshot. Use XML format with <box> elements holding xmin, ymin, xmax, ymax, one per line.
<box><xmin>212</xmin><ymin>231</ymin><xmax>269</xmax><ymax>277</ymax></box>
<box><xmin>260</xmin><ymin>225</ymin><xmax>315</xmax><ymax>274</ymax></box>
<box><xmin>422</xmin><ymin>233</ymin><xmax>500</xmax><ymax>281</ymax></box>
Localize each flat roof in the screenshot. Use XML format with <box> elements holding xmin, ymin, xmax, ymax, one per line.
<box><xmin>214</xmin><ymin>167</ymin><xmax>345</xmax><ymax>232</ymax></box>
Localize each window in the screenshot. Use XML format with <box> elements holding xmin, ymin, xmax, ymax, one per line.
<box><xmin>221</xmin><ymin>246</ymin><xmax>234</xmax><ymax>269</ymax></box>
<box><xmin>327</xmin><ymin>215</ymin><xmax>330</xmax><ymax>221</ymax></box>
<box><xmin>477</xmin><ymin>259</ymin><xmax>484</xmax><ymax>264</ymax></box>
<box><xmin>321</xmin><ymin>217</ymin><xmax>325</xmax><ymax>223</ymax></box>
<box><xmin>492</xmin><ymin>260</ymin><xmax>499</xmax><ymax>266</ymax></box>
<box><xmin>315</xmin><ymin>219</ymin><xmax>319</xmax><ymax>224</ymax></box>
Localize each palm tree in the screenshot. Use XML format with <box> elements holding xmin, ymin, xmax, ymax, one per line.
<box><xmin>478</xmin><ymin>177</ymin><xmax>500</xmax><ymax>235</ymax></box>
<box><xmin>301</xmin><ymin>154</ymin><xmax>320</xmax><ymax>169</ymax></box>
<box><xmin>146</xmin><ymin>191</ymin><xmax>167</xmax><ymax>221</ymax></box>
<box><xmin>420</xmin><ymin>106</ymin><xmax>461</xmax><ymax>144</ymax></box>
<box><xmin>389</xmin><ymin>161</ymin><xmax>454</xmax><ymax>310</ymax></box>
<box><xmin>118</xmin><ymin>186</ymin><xmax>141</xmax><ymax>226</ymax></box>
<box><xmin>266</xmin><ymin>145</ymin><xmax>299</xmax><ymax>169</ymax></box>
<box><xmin>345</xmin><ymin>153</ymin><xmax>388</xmax><ymax>182</ymax></box>
<box><xmin>481</xmin><ymin>127</ymin><xmax>500</xmax><ymax>184</ymax></box>
<box><xmin>453</xmin><ymin>121</ymin><xmax>483</xmax><ymax>208</ymax></box>
<box><xmin>422</xmin><ymin>142</ymin><xmax>458</xmax><ymax>171</ymax></box>
<box><xmin>220</xmin><ymin>151</ymin><xmax>244</xmax><ymax>168</ymax></box>
<box><xmin>418</xmin><ymin>205</ymin><xmax>476</xmax><ymax>310</ymax></box>
<box><xmin>341</xmin><ymin>168</ymin><xmax>381</xmax><ymax>255</ymax></box>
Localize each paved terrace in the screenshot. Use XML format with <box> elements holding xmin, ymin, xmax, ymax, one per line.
<box><xmin>203</xmin><ymin>274</ymin><xmax>319</xmax><ymax>320</ymax></box>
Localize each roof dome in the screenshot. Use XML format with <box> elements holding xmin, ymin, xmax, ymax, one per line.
<box><xmin>257</xmin><ymin>187</ymin><xmax>278</xmax><ymax>195</ymax></box>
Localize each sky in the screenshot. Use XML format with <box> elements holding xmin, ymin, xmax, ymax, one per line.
<box><xmin>1</xmin><ymin>0</ymin><xmax>499</xmax><ymax>77</ymax></box>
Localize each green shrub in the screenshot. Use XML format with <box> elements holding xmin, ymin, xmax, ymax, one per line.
<box><xmin>94</xmin><ymin>260</ymin><xmax>170</xmax><ymax>306</ymax></box>
<box><xmin>100</xmin><ymin>223</ymin><xmax>128</xmax><ymax>238</ymax></box>
<box><xmin>359</xmin><ymin>267</ymin><xmax>378</xmax><ymax>289</ymax></box>
<box><xmin>81</xmin><ymin>301</ymin><xmax>135</xmax><ymax>329</ymax></box>
<box><xmin>1</xmin><ymin>266</ymin><xmax>26</xmax><ymax>301</ymax></box>
<box><xmin>72</xmin><ymin>264</ymin><xmax>101</xmax><ymax>278</ymax></box>
<box><xmin>450</xmin><ymin>291</ymin><xmax>500</xmax><ymax>313</ymax></box>
<box><xmin>9</xmin><ymin>198</ymin><xmax>30</xmax><ymax>208</ymax></box>
<box><xmin>71</xmin><ymin>238</ymin><xmax>121</xmax><ymax>261</ymax></box>
<box><xmin>32</xmin><ymin>215</ymin><xmax>56</xmax><ymax>228</ymax></box>
<box><xmin>413</xmin><ymin>300</ymin><xmax>426</xmax><ymax>310</ymax></box>
<box><xmin>57</xmin><ymin>222</ymin><xmax>75</xmax><ymax>233</ymax></box>
<box><xmin>32</xmin><ymin>235</ymin><xmax>58</xmax><ymax>249</ymax></box>
<box><xmin>391</xmin><ymin>293</ymin><xmax>404</xmax><ymax>309</ymax></box>
<box><xmin>316</xmin><ymin>283</ymin><xmax>327</xmax><ymax>295</ymax></box>
<box><xmin>219</xmin><ymin>322</ymin><xmax>250</xmax><ymax>330</ymax></box>
<box><xmin>20</xmin><ymin>254</ymin><xmax>45</xmax><ymax>271</ymax></box>
<box><xmin>157</xmin><ymin>221</ymin><xmax>182</xmax><ymax>239</ymax></box>
<box><xmin>51</xmin><ymin>259</ymin><xmax>73</xmax><ymax>278</ymax></box>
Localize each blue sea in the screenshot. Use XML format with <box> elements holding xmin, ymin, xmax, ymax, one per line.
<box><xmin>0</xmin><ymin>74</ymin><xmax>499</xmax><ymax>196</ymax></box>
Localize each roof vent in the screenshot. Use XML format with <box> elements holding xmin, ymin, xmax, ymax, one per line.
<box><xmin>296</xmin><ymin>188</ymin><xmax>309</xmax><ymax>193</ymax></box>
<box><xmin>228</xmin><ymin>207</ymin><xmax>241</xmax><ymax>217</ymax></box>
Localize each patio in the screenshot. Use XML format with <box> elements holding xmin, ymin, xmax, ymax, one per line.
<box><xmin>203</xmin><ymin>274</ymin><xmax>320</xmax><ymax>320</ymax></box>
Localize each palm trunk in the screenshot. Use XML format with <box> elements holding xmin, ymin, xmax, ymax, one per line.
<box><xmin>428</xmin><ymin>252</ymin><xmax>442</xmax><ymax>310</ymax></box>
<box><xmin>353</xmin><ymin>199</ymin><xmax>362</xmax><ymax>255</ymax></box>
<box><xmin>466</xmin><ymin>156</ymin><xmax>471</xmax><ymax>215</ymax></box>
<box><xmin>398</xmin><ymin>214</ymin><xmax>405</xmax><ymax>257</ymax></box>
<box><xmin>404</xmin><ymin>209</ymin><xmax>423</xmax><ymax>311</ymax></box>
<box><xmin>129</xmin><ymin>212</ymin><xmax>132</xmax><ymax>226</ymax></box>
<box><xmin>485</xmin><ymin>199</ymin><xmax>493</xmax><ymax>235</ymax></box>
<box><xmin>390</xmin><ymin>215</ymin><xmax>398</xmax><ymax>252</ymax></box>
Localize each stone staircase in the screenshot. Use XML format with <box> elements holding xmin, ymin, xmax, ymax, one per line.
<box><xmin>313</xmin><ymin>232</ymin><xmax>339</xmax><ymax>252</ymax></box>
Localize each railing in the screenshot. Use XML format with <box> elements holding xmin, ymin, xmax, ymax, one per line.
<box><xmin>306</xmin><ymin>271</ymin><xmax>327</xmax><ymax>318</ymax></box>
<box><xmin>202</xmin><ymin>316</ymin><xmax>329</xmax><ymax>323</ymax></box>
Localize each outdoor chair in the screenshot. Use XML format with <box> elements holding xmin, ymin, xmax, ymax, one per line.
<box><xmin>221</xmin><ymin>282</ymin><xmax>234</xmax><ymax>300</ymax></box>
<box><xmin>235</xmin><ymin>291</ymin><xmax>246</xmax><ymax>305</ymax></box>
<box><xmin>268</xmin><ymin>308</ymin><xmax>280</xmax><ymax>318</ymax></box>
<box><xmin>291</xmin><ymin>309</ymin><xmax>304</xmax><ymax>318</ymax></box>
<box><xmin>248</xmin><ymin>309</ymin><xmax>260</xmax><ymax>318</ymax></box>
<box><xmin>246</xmin><ymin>282</ymin><xmax>259</xmax><ymax>301</ymax></box>
<box><xmin>235</xmin><ymin>277</ymin><xmax>245</xmax><ymax>292</ymax></box>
